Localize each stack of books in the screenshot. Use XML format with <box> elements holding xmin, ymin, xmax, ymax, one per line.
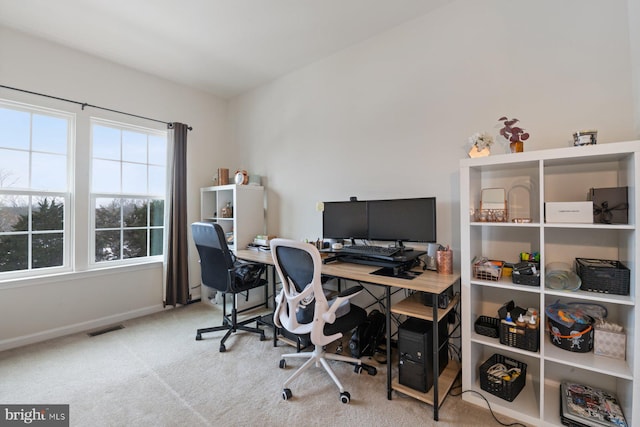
<box><xmin>247</xmin><ymin>235</ymin><xmax>276</xmax><ymax>251</ymax></box>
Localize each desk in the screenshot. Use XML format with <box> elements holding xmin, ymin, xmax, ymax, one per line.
<box><xmin>236</xmin><ymin>249</ymin><xmax>460</xmax><ymax>421</ymax></box>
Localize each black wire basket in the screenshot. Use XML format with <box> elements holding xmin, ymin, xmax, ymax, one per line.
<box><xmin>500</xmin><ymin>321</ymin><xmax>539</xmax><ymax>352</ymax></box>
<box><xmin>479</xmin><ymin>353</ymin><xmax>527</xmax><ymax>402</ymax></box>
<box><xmin>511</xmin><ymin>262</ymin><xmax>540</xmax><ymax>286</ymax></box>
<box><xmin>575</xmin><ymin>258</ymin><xmax>630</xmax><ymax>295</ymax></box>
<box><xmin>475</xmin><ymin>316</ymin><xmax>500</xmax><ymax>338</ymax></box>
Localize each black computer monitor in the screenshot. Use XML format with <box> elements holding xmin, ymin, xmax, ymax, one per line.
<box><xmin>367</xmin><ymin>197</ymin><xmax>437</xmax><ymax>244</ymax></box>
<box><xmin>322</xmin><ymin>201</ymin><xmax>368</xmax><ymax>240</ymax></box>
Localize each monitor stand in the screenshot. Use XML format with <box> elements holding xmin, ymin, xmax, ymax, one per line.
<box><xmin>395</xmin><ymin>240</ymin><xmax>413</xmax><ymax>252</ymax></box>
<box><xmin>371</xmin><ymin>266</ymin><xmax>422</xmax><ymax>280</ymax></box>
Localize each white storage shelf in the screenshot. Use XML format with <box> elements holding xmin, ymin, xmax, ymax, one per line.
<box><xmin>460</xmin><ymin>141</ymin><xmax>639</xmax><ymax>427</ymax></box>
<box><xmin>200</xmin><ymin>184</ymin><xmax>265</xmax><ymax>252</ymax></box>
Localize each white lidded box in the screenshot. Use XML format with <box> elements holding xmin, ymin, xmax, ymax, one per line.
<box><xmin>545</xmin><ymin>202</ymin><xmax>593</xmax><ymax>223</ymax></box>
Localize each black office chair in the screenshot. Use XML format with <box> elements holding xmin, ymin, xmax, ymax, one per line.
<box><xmin>192</xmin><ymin>222</ymin><xmax>268</xmax><ymax>352</ymax></box>
<box><xmin>271</xmin><ymin>238</ymin><xmax>375</xmax><ymax>404</ymax></box>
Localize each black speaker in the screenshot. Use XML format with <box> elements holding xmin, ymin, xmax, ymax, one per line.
<box><xmin>420</xmin><ymin>286</ymin><xmax>454</xmax><ymax>309</ymax></box>
<box><xmin>398</xmin><ymin>317</ymin><xmax>449</xmax><ymax>392</ymax></box>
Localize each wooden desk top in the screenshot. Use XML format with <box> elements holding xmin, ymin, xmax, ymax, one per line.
<box><xmin>236</xmin><ymin>249</ymin><xmax>459</xmax><ymax>295</ymax></box>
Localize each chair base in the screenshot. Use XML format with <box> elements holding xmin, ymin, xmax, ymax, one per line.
<box><xmin>279</xmin><ymin>344</ymin><xmax>365</xmax><ymax>402</ymax></box>
<box><xmin>196</xmin><ymin>314</ymin><xmax>265</xmax><ymax>352</ymax></box>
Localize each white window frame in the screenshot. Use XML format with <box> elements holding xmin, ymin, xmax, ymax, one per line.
<box><xmin>89</xmin><ymin>118</ymin><xmax>167</xmax><ymax>267</ymax></box>
<box><xmin>0</xmin><ymin>100</ymin><xmax>74</xmax><ymax>280</ymax></box>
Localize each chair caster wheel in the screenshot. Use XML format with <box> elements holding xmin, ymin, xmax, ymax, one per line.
<box><xmin>279</xmin><ymin>359</ymin><xmax>286</xmax><ymax>369</ymax></box>
<box><xmin>282</xmin><ymin>388</ymin><xmax>292</xmax><ymax>400</ymax></box>
<box><xmin>219</xmin><ymin>344</ymin><xmax>226</xmax><ymax>352</ymax></box>
<box><xmin>195</xmin><ymin>334</ymin><xmax>202</xmax><ymax>341</ymax></box>
<box><xmin>367</xmin><ymin>366</ymin><xmax>377</xmax><ymax>376</ymax></box>
<box><xmin>340</xmin><ymin>391</ymin><xmax>351</xmax><ymax>404</ymax></box>
<box><xmin>354</xmin><ymin>365</ymin><xmax>363</xmax><ymax>374</ymax></box>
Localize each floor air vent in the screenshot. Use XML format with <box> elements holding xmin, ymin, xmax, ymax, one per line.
<box><xmin>88</xmin><ymin>325</ymin><xmax>124</xmax><ymax>337</ymax></box>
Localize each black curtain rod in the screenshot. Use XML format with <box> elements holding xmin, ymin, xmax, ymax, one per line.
<box><xmin>0</xmin><ymin>84</ymin><xmax>192</xmax><ymax>131</ymax></box>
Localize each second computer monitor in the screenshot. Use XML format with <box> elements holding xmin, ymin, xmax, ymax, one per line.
<box><xmin>367</xmin><ymin>197</ymin><xmax>437</xmax><ymax>244</ymax></box>
<box><xmin>322</xmin><ymin>201</ymin><xmax>368</xmax><ymax>240</ymax></box>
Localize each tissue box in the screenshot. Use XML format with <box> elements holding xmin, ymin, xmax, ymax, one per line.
<box><xmin>545</xmin><ymin>202</ymin><xmax>593</xmax><ymax>223</ymax></box>
<box><xmin>590</xmin><ymin>187</ymin><xmax>628</xmax><ymax>224</ymax></box>
<box><xmin>594</xmin><ymin>328</ymin><xmax>626</xmax><ymax>360</ymax></box>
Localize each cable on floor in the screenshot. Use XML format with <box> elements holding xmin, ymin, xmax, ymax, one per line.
<box><xmin>448</xmin><ymin>378</ymin><xmax>527</xmax><ymax>427</ymax></box>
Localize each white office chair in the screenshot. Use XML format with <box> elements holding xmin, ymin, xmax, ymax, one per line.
<box><xmin>270</xmin><ymin>238</ymin><xmax>372</xmax><ymax>404</ymax></box>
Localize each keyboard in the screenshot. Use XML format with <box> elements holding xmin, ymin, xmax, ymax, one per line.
<box><xmin>339</xmin><ymin>245</ymin><xmax>400</xmax><ymax>257</ymax></box>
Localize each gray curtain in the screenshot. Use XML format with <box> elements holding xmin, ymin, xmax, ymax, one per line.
<box><xmin>164</xmin><ymin>122</ymin><xmax>190</xmax><ymax>306</ymax></box>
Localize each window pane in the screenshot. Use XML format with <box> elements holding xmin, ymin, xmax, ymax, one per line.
<box><xmin>32</xmin><ymin>114</ymin><xmax>68</xmax><ymax>154</ymax></box>
<box><xmin>148</xmin><ymin>135</ymin><xmax>166</xmax><ymax>165</ymax></box>
<box><xmin>122</xmin><ymin>162</ymin><xmax>147</xmax><ymax>194</ymax></box>
<box><xmin>91</xmin><ymin>120</ymin><xmax>167</xmax><ymax>266</ymax></box>
<box><xmin>0</xmin><ymin>104</ymin><xmax>70</xmax><ymax>276</ymax></box>
<box><xmin>0</xmin><ymin>234</ymin><xmax>28</xmax><ymax>272</ymax></box>
<box><xmin>95</xmin><ymin>230</ymin><xmax>121</xmax><ymax>262</ymax></box>
<box><xmin>32</xmin><ymin>197</ymin><xmax>64</xmax><ymax>231</ymax></box>
<box><xmin>0</xmin><ymin>149</ymin><xmax>29</xmax><ymax>189</ymax></box>
<box><xmin>93</xmin><ymin>125</ymin><xmax>120</xmax><ymax>160</ymax></box>
<box><xmin>0</xmin><ymin>107</ymin><xmax>30</xmax><ymax>150</ymax></box>
<box><xmin>122</xmin><ymin>130</ymin><xmax>147</xmax><ymax>163</ymax></box>
<box><xmin>123</xmin><ymin>199</ymin><xmax>147</xmax><ymax>227</ymax></box>
<box><xmin>31</xmin><ymin>152</ymin><xmax>67</xmax><ymax>191</ymax></box>
<box><xmin>150</xmin><ymin>228</ymin><xmax>163</xmax><ymax>256</ymax></box>
<box><xmin>123</xmin><ymin>229</ymin><xmax>147</xmax><ymax>259</ymax></box>
<box><xmin>0</xmin><ymin>195</ymin><xmax>28</xmax><ymax>232</ymax></box>
<box><xmin>148</xmin><ymin>165</ymin><xmax>165</xmax><ymax>195</ymax></box>
<box><xmin>95</xmin><ymin>198</ymin><xmax>121</xmax><ymax>228</ymax></box>
<box><xmin>150</xmin><ymin>200</ymin><xmax>164</xmax><ymax>226</ymax></box>
<box><xmin>92</xmin><ymin>159</ymin><xmax>121</xmax><ymax>193</ymax></box>
<box><xmin>32</xmin><ymin>232</ymin><xmax>63</xmax><ymax>268</ymax></box>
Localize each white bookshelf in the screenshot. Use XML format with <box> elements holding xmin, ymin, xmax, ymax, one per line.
<box><xmin>460</xmin><ymin>141</ymin><xmax>639</xmax><ymax>426</ymax></box>
<box><xmin>200</xmin><ymin>184</ymin><xmax>265</xmax><ymax>252</ymax></box>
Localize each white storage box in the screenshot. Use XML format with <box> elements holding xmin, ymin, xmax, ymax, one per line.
<box><xmin>545</xmin><ymin>202</ymin><xmax>593</xmax><ymax>223</ymax></box>
<box><xmin>594</xmin><ymin>328</ymin><xmax>626</xmax><ymax>360</ymax></box>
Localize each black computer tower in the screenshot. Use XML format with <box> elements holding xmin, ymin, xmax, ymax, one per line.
<box><xmin>398</xmin><ymin>317</ymin><xmax>449</xmax><ymax>392</ymax></box>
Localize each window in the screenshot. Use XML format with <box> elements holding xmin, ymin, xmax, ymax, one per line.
<box><xmin>0</xmin><ymin>101</ymin><xmax>71</xmax><ymax>276</ymax></box>
<box><xmin>0</xmin><ymin>98</ymin><xmax>168</xmax><ymax>280</ymax></box>
<box><xmin>91</xmin><ymin>119</ymin><xmax>167</xmax><ymax>264</ymax></box>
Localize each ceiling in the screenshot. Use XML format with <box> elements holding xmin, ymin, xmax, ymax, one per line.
<box><xmin>0</xmin><ymin>0</ymin><xmax>450</xmax><ymax>98</ymax></box>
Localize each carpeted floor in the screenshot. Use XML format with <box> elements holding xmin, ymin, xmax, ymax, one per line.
<box><xmin>0</xmin><ymin>302</ymin><xmax>526</xmax><ymax>426</ymax></box>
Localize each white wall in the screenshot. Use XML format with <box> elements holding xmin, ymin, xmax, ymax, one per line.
<box><xmin>230</xmin><ymin>0</ymin><xmax>637</xmax><ymax>258</ymax></box>
<box><xmin>629</xmin><ymin>0</ymin><xmax>640</xmax><ymax>137</ymax></box>
<box><xmin>0</xmin><ymin>26</ymin><xmax>227</xmax><ymax>349</ymax></box>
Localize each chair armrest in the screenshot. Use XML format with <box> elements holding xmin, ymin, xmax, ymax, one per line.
<box><xmin>337</xmin><ymin>285</ymin><xmax>363</xmax><ymax>298</ymax></box>
<box><xmin>322</xmin><ymin>285</ymin><xmax>363</xmax><ymax>324</ymax></box>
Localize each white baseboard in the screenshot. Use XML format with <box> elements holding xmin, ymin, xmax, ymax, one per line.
<box><xmin>0</xmin><ymin>304</ymin><xmax>166</xmax><ymax>352</ymax></box>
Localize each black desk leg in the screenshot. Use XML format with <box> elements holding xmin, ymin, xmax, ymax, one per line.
<box><xmin>432</xmin><ymin>293</ymin><xmax>439</xmax><ymax>421</ymax></box>
<box><xmin>270</xmin><ymin>265</ymin><xmax>278</xmax><ymax>347</ymax></box>
<box><xmin>386</xmin><ymin>286</ymin><xmax>392</xmax><ymax>400</ymax></box>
